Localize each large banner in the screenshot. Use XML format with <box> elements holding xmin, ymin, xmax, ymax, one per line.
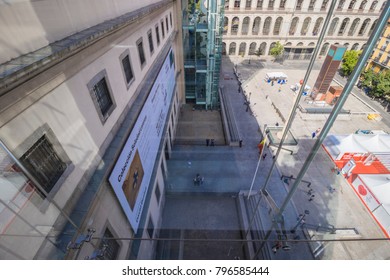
<box><xmin>109</xmin><ymin>49</ymin><xmax>175</xmax><ymax>232</ymax></box>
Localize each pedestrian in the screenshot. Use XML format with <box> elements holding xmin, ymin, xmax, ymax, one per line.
<box><xmin>238</xmin><ymin>86</ymin><xmax>241</xmax><ymax>93</ymax></box>
<box><xmin>315</xmin><ymin>127</ymin><xmax>321</xmax><ymax>135</ymax></box>
<box><xmin>311</xmin><ymin>131</ymin><xmax>316</xmax><ymax>139</ymax></box>
<box><xmin>271</xmin><ymin>80</ymin><xmax>274</xmax><ymax>86</ymax></box>
<box><xmin>210</xmin><ymin>139</ymin><xmax>215</xmax><ymax>146</ymax></box>
<box><xmin>206</xmin><ymin>139</ymin><xmax>210</xmax><ymax>146</ymax></box>
<box><xmin>262</xmin><ymin>153</ymin><xmax>267</xmax><ymax>160</ymax></box>
<box><xmin>278</xmin><ymin>87</ymin><xmax>281</xmax><ymax>93</ymax></box>
<box><xmin>239</xmin><ymin>139</ymin><xmax>243</xmax><ymax>148</ymax></box>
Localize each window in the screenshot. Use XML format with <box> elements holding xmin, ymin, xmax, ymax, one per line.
<box><xmin>358</xmin><ymin>18</ymin><xmax>371</xmax><ymax>36</ymax></box>
<box><xmin>338</xmin><ymin>18</ymin><xmax>350</xmax><ymax>35</ymax></box>
<box><xmin>369</xmin><ymin>0</ymin><xmax>378</xmax><ymax>10</ymax></box>
<box><xmin>259</xmin><ymin>42</ymin><xmax>267</xmax><ymax>55</ymax></box>
<box><xmin>161</xmin><ymin>21</ymin><xmax>165</xmax><ymax>38</ymax></box>
<box><xmin>380</xmin><ymin>1</ymin><xmax>386</xmax><ymax>11</ymax></box>
<box><xmin>301</xmin><ymin>17</ymin><xmax>312</xmax><ymax>35</ymax></box>
<box><xmin>268</xmin><ymin>42</ymin><xmax>276</xmax><ymax>55</ymax></box>
<box><xmin>320</xmin><ymin>43</ymin><xmax>330</xmax><ymax>55</ymax></box>
<box><xmin>99</xmin><ymin>228</ymin><xmax>120</xmax><ymax>260</ymax></box>
<box><xmin>249</xmin><ymin>42</ymin><xmax>257</xmax><ymax>55</ymax></box>
<box><xmin>231</xmin><ymin>17</ymin><xmax>239</xmax><ymax>35</ymax></box>
<box><xmin>348</xmin><ymin>0</ymin><xmax>356</xmax><ymax>9</ymax></box>
<box><xmin>289</xmin><ymin>17</ymin><xmax>299</xmax><ymax>35</ymax></box>
<box><xmin>166</xmin><ymin>17</ymin><xmax>169</xmax><ymax>32</ymax></box>
<box><xmin>337</xmin><ymin>0</ymin><xmax>345</xmax><ymax>9</ymax></box>
<box><xmin>223</xmin><ymin>17</ymin><xmax>228</xmax><ymax>35</ymax></box>
<box><xmin>155</xmin><ymin>183</ymin><xmax>161</xmax><ymax>204</ymax></box>
<box><xmin>368</xmin><ymin>19</ymin><xmax>377</xmax><ymax>36</ymax></box>
<box><xmin>268</xmin><ymin>0</ymin><xmax>275</xmax><ymax>9</ymax></box>
<box><xmin>20</xmin><ymin>134</ymin><xmax>67</xmax><ymax>198</ymax></box>
<box><xmin>252</xmin><ymin>17</ymin><xmax>261</xmax><ymax>35</ymax></box>
<box><xmin>263</xmin><ymin>17</ymin><xmax>272</xmax><ymax>35</ymax></box>
<box><xmin>137</xmin><ymin>38</ymin><xmax>146</xmax><ymax>66</ymax></box>
<box><xmin>120</xmin><ymin>53</ymin><xmax>134</xmax><ymax>87</ymax></box>
<box><xmin>242</xmin><ymin>17</ymin><xmax>250</xmax><ymax>35</ymax></box>
<box><xmin>348</xmin><ymin>18</ymin><xmax>360</xmax><ymax>36</ymax></box>
<box><xmin>274</xmin><ymin>17</ymin><xmax>283</xmax><ymax>35</ymax></box>
<box><xmin>155</xmin><ymin>25</ymin><xmax>160</xmax><ymax>46</ymax></box>
<box><xmin>88</xmin><ymin>70</ymin><xmax>116</xmax><ymax>123</ymax></box>
<box><xmin>229</xmin><ymin>42</ymin><xmax>236</xmax><ymax>55</ymax></box>
<box><xmin>296</xmin><ymin>0</ymin><xmax>304</xmax><ymax>10</ymax></box>
<box><xmin>327</xmin><ymin>18</ymin><xmax>339</xmax><ymax>36</ymax></box>
<box><xmin>280</xmin><ymin>0</ymin><xmax>287</xmax><ymax>8</ymax></box>
<box><xmin>257</xmin><ymin>0</ymin><xmax>263</xmax><ymax>8</ymax></box>
<box><xmin>234</xmin><ymin>0</ymin><xmax>241</xmax><ymax>8</ymax></box>
<box><xmin>309</xmin><ymin>0</ymin><xmax>316</xmax><ymax>10</ymax></box>
<box><xmin>351</xmin><ymin>43</ymin><xmax>359</xmax><ymax>50</ymax></box>
<box><xmin>321</xmin><ymin>0</ymin><xmax>329</xmax><ymax>9</ymax></box>
<box><xmin>239</xmin><ymin>42</ymin><xmax>246</xmax><ymax>56</ymax></box>
<box><xmin>246</xmin><ymin>0</ymin><xmax>252</xmax><ymax>8</ymax></box>
<box><xmin>359</xmin><ymin>0</ymin><xmax>367</xmax><ymax>9</ymax></box>
<box><xmin>313</xmin><ymin>17</ymin><xmax>323</xmax><ymax>35</ymax></box>
<box><xmin>147</xmin><ymin>217</ymin><xmax>155</xmax><ymax>238</ymax></box>
<box><xmin>148</xmin><ymin>30</ymin><xmax>154</xmax><ymax>55</ymax></box>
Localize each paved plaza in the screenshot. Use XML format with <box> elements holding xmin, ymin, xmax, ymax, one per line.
<box><xmin>159</xmin><ymin>56</ymin><xmax>390</xmax><ymax>260</ymax></box>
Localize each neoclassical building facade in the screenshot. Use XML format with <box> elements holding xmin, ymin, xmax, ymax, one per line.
<box><xmin>222</xmin><ymin>0</ymin><xmax>387</xmax><ymax>59</ymax></box>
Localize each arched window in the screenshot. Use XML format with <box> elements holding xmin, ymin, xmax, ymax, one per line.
<box><xmin>337</xmin><ymin>0</ymin><xmax>346</xmax><ymax>9</ymax></box>
<box><xmin>223</xmin><ymin>17</ymin><xmax>229</xmax><ymax>35</ymax></box>
<box><xmin>344</xmin><ymin>43</ymin><xmax>350</xmax><ymax>49</ymax></box>
<box><xmin>252</xmin><ymin>17</ymin><xmax>261</xmax><ymax>35</ymax></box>
<box><xmin>327</xmin><ymin>18</ymin><xmax>339</xmax><ymax>36</ymax></box>
<box><xmin>246</xmin><ymin>0</ymin><xmax>252</xmax><ymax>8</ymax></box>
<box><xmin>263</xmin><ymin>17</ymin><xmax>272</xmax><ymax>35</ymax></box>
<box><xmin>229</xmin><ymin>42</ymin><xmax>237</xmax><ymax>55</ymax></box>
<box><xmin>231</xmin><ymin>17</ymin><xmax>240</xmax><ymax>35</ymax></box>
<box><xmin>368</xmin><ymin>19</ymin><xmax>378</xmax><ymax>36</ymax></box>
<box><xmin>242</xmin><ymin>17</ymin><xmax>250</xmax><ymax>35</ymax></box>
<box><xmin>268</xmin><ymin>0</ymin><xmax>275</xmax><ymax>9</ymax></box>
<box><xmin>348</xmin><ymin>18</ymin><xmax>360</xmax><ymax>36</ymax></box>
<box><xmin>259</xmin><ymin>42</ymin><xmax>267</xmax><ymax>55</ymax></box>
<box><xmin>358</xmin><ymin>19</ymin><xmax>370</xmax><ymax>36</ymax></box>
<box><xmin>320</xmin><ymin>43</ymin><xmax>330</xmax><ymax>56</ymax></box>
<box><xmin>222</xmin><ymin>42</ymin><xmax>227</xmax><ymax>55</ymax></box>
<box><xmin>280</xmin><ymin>0</ymin><xmax>287</xmax><ymax>8</ymax></box>
<box><xmin>296</xmin><ymin>0</ymin><xmax>304</xmax><ymax>10</ymax></box>
<box><xmin>257</xmin><ymin>0</ymin><xmax>264</xmax><ymax>8</ymax></box>
<box><xmin>249</xmin><ymin>42</ymin><xmax>257</xmax><ymax>55</ymax></box>
<box><xmin>309</xmin><ymin>0</ymin><xmax>317</xmax><ymax>10</ymax></box>
<box><xmin>369</xmin><ymin>0</ymin><xmax>378</xmax><ymax>10</ymax></box>
<box><xmin>338</xmin><ymin>18</ymin><xmax>350</xmax><ymax>35</ymax></box>
<box><xmin>359</xmin><ymin>0</ymin><xmax>367</xmax><ymax>9</ymax></box>
<box><xmin>273</xmin><ymin>17</ymin><xmax>283</xmax><ymax>35</ymax></box>
<box><xmin>234</xmin><ymin>0</ymin><xmax>241</xmax><ymax>8</ymax></box>
<box><xmin>285</xmin><ymin>42</ymin><xmax>292</xmax><ymax>46</ymax></box>
<box><xmin>239</xmin><ymin>42</ymin><xmax>246</xmax><ymax>56</ymax></box>
<box><xmin>321</xmin><ymin>0</ymin><xmax>329</xmax><ymax>9</ymax></box>
<box><xmin>313</xmin><ymin>17</ymin><xmax>324</xmax><ymax>35</ymax></box>
<box><xmin>301</xmin><ymin>17</ymin><xmax>312</xmax><ymax>35</ymax></box>
<box><xmin>380</xmin><ymin>1</ymin><xmax>387</xmax><ymax>11</ymax></box>
<box><xmin>348</xmin><ymin>0</ymin><xmax>356</xmax><ymax>9</ymax></box>
<box><xmin>289</xmin><ymin>17</ymin><xmax>299</xmax><ymax>35</ymax></box>
<box><xmin>351</xmin><ymin>43</ymin><xmax>359</xmax><ymax>50</ymax></box>
<box><xmin>297</xmin><ymin>42</ymin><xmax>304</xmax><ymax>46</ymax></box>
<box><xmin>269</xmin><ymin>42</ymin><xmax>277</xmax><ymax>55</ymax></box>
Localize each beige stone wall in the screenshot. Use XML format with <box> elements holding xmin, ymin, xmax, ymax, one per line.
<box><xmin>0</xmin><ymin>0</ymin><xmax>162</xmax><ymax>63</ymax></box>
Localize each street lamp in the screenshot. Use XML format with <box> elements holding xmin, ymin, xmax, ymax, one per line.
<box><xmin>290</xmin><ymin>210</ymin><xmax>310</xmax><ymax>234</ymax></box>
